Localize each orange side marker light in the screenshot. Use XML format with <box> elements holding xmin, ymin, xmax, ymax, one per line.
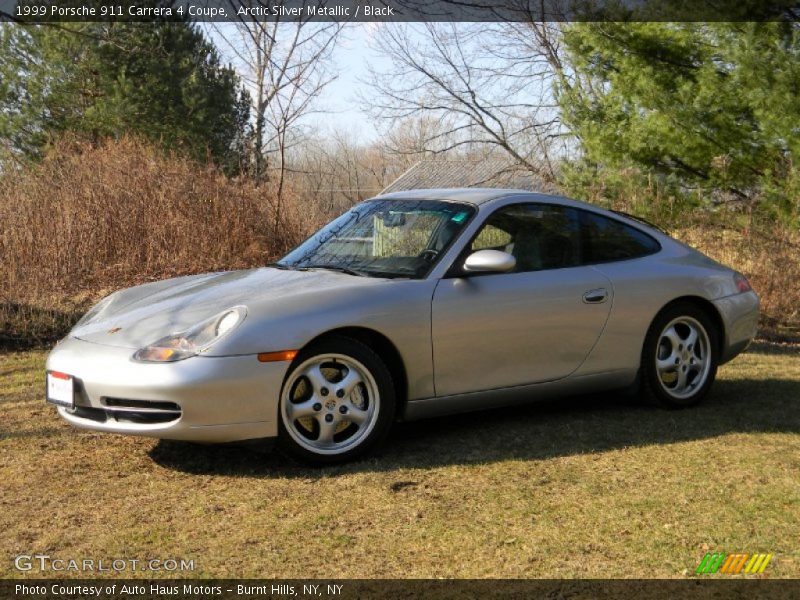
<box><xmin>258</xmin><ymin>350</ymin><xmax>298</xmax><ymax>363</ymax></box>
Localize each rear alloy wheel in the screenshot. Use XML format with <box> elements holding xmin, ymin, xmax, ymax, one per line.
<box><xmin>642</xmin><ymin>303</ymin><xmax>719</xmax><ymax>408</ymax></box>
<box><xmin>278</xmin><ymin>337</ymin><xmax>395</xmax><ymax>464</ymax></box>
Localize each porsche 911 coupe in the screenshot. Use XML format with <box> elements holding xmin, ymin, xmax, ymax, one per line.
<box><xmin>46</xmin><ymin>188</ymin><xmax>759</xmax><ymax>463</ymax></box>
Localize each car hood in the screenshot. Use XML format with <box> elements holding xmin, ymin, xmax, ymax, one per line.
<box><xmin>71</xmin><ymin>267</ymin><xmax>389</xmax><ymax>350</ymax></box>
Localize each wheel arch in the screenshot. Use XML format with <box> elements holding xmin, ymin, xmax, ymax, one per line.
<box><xmin>650</xmin><ymin>295</ymin><xmax>726</xmax><ymax>356</ymax></box>
<box><xmin>298</xmin><ymin>326</ymin><xmax>409</xmax><ymax>409</ymax></box>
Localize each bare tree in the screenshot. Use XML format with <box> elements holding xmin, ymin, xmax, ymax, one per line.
<box><xmin>364</xmin><ymin>22</ymin><xmax>569</xmax><ymax>183</ymax></box>
<box><xmin>383</xmin><ymin>115</ymin><xmax>460</xmax><ymax>167</ymax></box>
<box><xmin>212</xmin><ymin>3</ymin><xmax>344</xmax><ymax>201</ymax></box>
<box><xmin>286</xmin><ymin>128</ymin><xmax>396</xmax><ymax>214</ymax></box>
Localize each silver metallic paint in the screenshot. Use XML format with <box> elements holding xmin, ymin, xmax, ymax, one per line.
<box><xmin>47</xmin><ymin>336</ymin><xmax>282</xmax><ymax>440</ymax></box>
<box><xmin>463</xmin><ymin>249</ymin><xmax>517</xmax><ymax>273</ymax></box>
<box><xmin>46</xmin><ymin>188</ymin><xmax>760</xmax><ymax>442</ymax></box>
<box><xmin>431</xmin><ymin>265</ymin><xmax>613</xmax><ymax>396</ymax></box>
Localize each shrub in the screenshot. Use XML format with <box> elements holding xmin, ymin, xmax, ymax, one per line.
<box><xmin>0</xmin><ymin>137</ymin><xmax>317</xmax><ymax>348</ymax></box>
<box><xmin>676</xmin><ymin>217</ymin><xmax>800</xmax><ymax>342</ymax></box>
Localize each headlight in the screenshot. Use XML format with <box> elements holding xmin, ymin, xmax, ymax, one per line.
<box><xmin>132</xmin><ymin>307</ymin><xmax>246</xmax><ymax>363</ymax></box>
<box><xmin>72</xmin><ymin>293</ymin><xmax>118</xmax><ymax>330</ymax></box>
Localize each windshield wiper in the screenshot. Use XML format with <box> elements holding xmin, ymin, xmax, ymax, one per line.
<box><xmin>267</xmin><ymin>262</ymin><xmax>299</xmax><ymax>270</ymax></box>
<box><xmin>303</xmin><ymin>264</ymin><xmax>370</xmax><ymax>277</ymax></box>
<box><xmin>268</xmin><ymin>262</ymin><xmax>367</xmax><ymax>277</ymax></box>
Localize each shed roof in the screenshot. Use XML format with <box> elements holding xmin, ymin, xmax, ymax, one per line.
<box><xmin>380</xmin><ymin>158</ymin><xmax>553</xmax><ymax>195</ymax></box>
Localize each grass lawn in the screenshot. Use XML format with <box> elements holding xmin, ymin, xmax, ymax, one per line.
<box><xmin>1</xmin><ymin>344</ymin><xmax>798</xmax><ymax>579</ymax></box>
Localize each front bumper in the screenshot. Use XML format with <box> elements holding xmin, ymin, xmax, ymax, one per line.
<box><xmin>713</xmin><ymin>290</ymin><xmax>760</xmax><ymax>364</ymax></box>
<box><xmin>46</xmin><ymin>337</ymin><xmax>289</xmax><ymax>442</ymax></box>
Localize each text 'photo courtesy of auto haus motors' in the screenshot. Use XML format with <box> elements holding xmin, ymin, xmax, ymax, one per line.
<box><xmin>45</xmin><ymin>188</ymin><xmax>759</xmax><ymax>464</ymax></box>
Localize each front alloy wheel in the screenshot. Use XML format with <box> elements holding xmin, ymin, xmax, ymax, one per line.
<box><xmin>278</xmin><ymin>337</ymin><xmax>395</xmax><ymax>464</ymax></box>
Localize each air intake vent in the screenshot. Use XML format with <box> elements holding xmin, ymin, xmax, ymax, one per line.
<box><xmin>99</xmin><ymin>398</ymin><xmax>182</xmax><ymax>424</ymax></box>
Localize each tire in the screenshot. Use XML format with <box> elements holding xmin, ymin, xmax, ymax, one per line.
<box><xmin>641</xmin><ymin>302</ymin><xmax>719</xmax><ymax>408</ymax></box>
<box><xmin>277</xmin><ymin>336</ymin><xmax>395</xmax><ymax>465</ymax></box>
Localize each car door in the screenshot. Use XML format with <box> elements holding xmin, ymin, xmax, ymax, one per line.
<box><xmin>431</xmin><ymin>203</ymin><xmax>613</xmax><ymax>397</ymax></box>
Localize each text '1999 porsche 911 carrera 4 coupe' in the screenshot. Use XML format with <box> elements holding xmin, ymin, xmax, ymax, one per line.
<box><xmin>46</xmin><ymin>189</ymin><xmax>759</xmax><ymax>463</ymax></box>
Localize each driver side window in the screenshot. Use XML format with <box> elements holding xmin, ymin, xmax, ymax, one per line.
<box><xmin>472</xmin><ymin>204</ymin><xmax>580</xmax><ymax>273</ymax></box>
<box><xmin>472</xmin><ymin>224</ymin><xmax>512</xmax><ymax>251</ymax></box>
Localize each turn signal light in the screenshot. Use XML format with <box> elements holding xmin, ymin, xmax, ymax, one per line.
<box><xmin>258</xmin><ymin>350</ymin><xmax>298</xmax><ymax>363</ymax></box>
<box><xmin>135</xmin><ymin>347</ymin><xmax>176</xmax><ymax>362</ymax></box>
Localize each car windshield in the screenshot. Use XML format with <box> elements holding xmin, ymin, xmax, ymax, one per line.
<box><xmin>278</xmin><ymin>199</ymin><xmax>475</xmax><ymax>278</ymax></box>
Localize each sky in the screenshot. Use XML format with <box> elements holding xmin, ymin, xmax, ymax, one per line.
<box><xmin>209</xmin><ymin>23</ymin><xmax>392</xmax><ymax>144</ymax></box>
<box><xmin>318</xmin><ymin>23</ymin><xmax>388</xmax><ymax>141</ymax></box>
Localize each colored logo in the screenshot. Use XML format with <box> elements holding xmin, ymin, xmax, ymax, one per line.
<box><xmin>696</xmin><ymin>552</ymin><xmax>773</xmax><ymax>574</ymax></box>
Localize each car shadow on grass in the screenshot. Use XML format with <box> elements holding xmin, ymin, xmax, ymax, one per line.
<box><xmin>149</xmin><ymin>372</ymin><xmax>800</xmax><ymax>479</ymax></box>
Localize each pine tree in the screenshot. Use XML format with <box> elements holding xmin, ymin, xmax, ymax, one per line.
<box><xmin>0</xmin><ymin>21</ymin><xmax>250</xmax><ymax>173</ymax></box>
<box><xmin>559</xmin><ymin>22</ymin><xmax>800</xmax><ymax>217</ymax></box>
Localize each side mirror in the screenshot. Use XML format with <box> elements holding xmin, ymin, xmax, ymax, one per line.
<box><xmin>462</xmin><ymin>249</ymin><xmax>516</xmax><ymax>274</ymax></box>
<box><xmin>380</xmin><ymin>211</ymin><xmax>406</xmax><ymax>227</ymax></box>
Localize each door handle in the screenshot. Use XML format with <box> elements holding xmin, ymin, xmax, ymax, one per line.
<box><xmin>583</xmin><ymin>288</ymin><xmax>608</xmax><ymax>304</ymax></box>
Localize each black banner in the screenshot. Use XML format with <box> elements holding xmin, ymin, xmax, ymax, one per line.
<box><xmin>1</xmin><ymin>0</ymin><xmax>799</xmax><ymax>23</ymax></box>
<box><xmin>3</xmin><ymin>579</ymin><xmax>800</xmax><ymax>600</ymax></box>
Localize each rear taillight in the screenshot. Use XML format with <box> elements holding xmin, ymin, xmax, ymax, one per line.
<box><xmin>734</xmin><ymin>272</ymin><xmax>752</xmax><ymax>293</ymax></box>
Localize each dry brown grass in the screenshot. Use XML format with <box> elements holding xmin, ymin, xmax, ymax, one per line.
<box><xmin>674</xmin><ymin>220</ymin><xmax>800</xmax><ymax>342</ymax></box>
<box><xmin>2</xmin><ymin>139</ymin><xmax>799</xmax><ymax>347</ymax></box>
<box><xmin>0</xmin><ymin>137</ymin><xmax>320</xmax><ymax>348</ymax></box>
<box><xmin>1</xmin><ymin>345</ymin><xmax>798</xmax><ymax>578</ymax></box>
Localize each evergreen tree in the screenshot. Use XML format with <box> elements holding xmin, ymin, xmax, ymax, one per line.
<box><xmin>559</xmin><ymin>22</ymin><xmax>800</xmax><ymax>217</ymax></box>
<box><xmin>0</xmin><ymin>21</ymin><xmax>250</xmax><ymax>173</ymax></box>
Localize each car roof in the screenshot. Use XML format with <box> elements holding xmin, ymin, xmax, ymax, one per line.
<box><xmin>375</xmin><ymin>187</ymin><xmax>529</xmax><ymax>205</ymax></box>
<box><xmin>375</xmin><ymin>187</ymin><xmax>604</xmax><ymax>209</ymax></box>
<box><xmin>373</xmin><ymin>188</ymin><xmax>668</xmax><ymax>237</ymax></box>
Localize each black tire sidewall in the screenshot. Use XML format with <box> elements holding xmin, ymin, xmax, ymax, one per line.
<box><xmin>277</xmin><ymin>336</ymin><xmax>396</xmax><ymax>465</ymax></box>
<box><xmin>641</xmin><ymin>302</ymin><xmax>719</xmax><ymax>408</ymax></box>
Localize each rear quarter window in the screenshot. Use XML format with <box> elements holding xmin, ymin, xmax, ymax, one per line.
<box><xmin>580</xmin><ymin>211</ymin><xmax>661</xmax><ymax>264</ymax></box>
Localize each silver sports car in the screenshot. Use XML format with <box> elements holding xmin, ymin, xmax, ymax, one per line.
<box><xmin>46</xmin><ymin>189</ymin><xmax>759</xmax><ymax>464</ymax></box>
